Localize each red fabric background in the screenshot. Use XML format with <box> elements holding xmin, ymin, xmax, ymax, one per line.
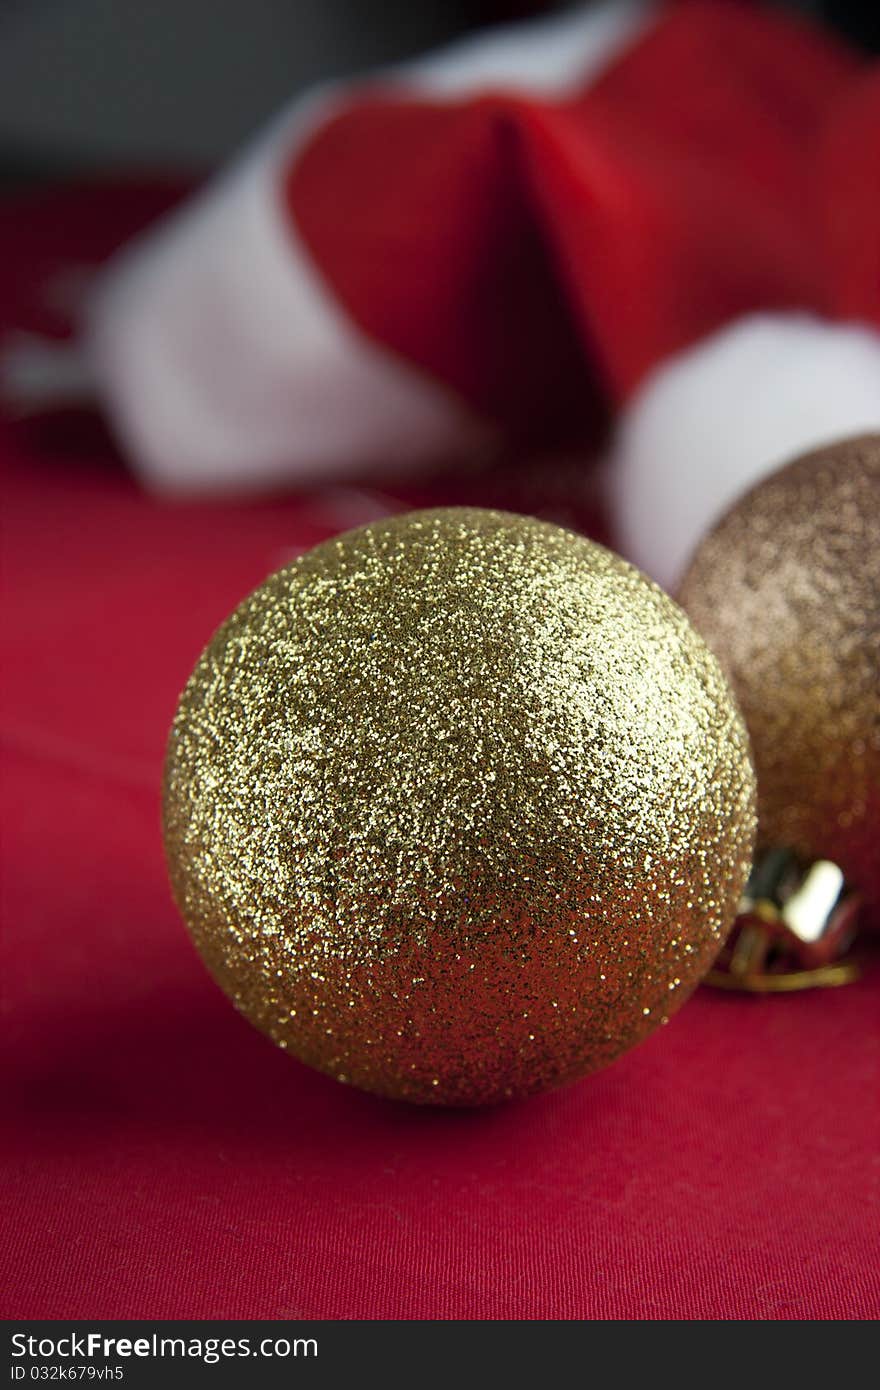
<box><xmin>2</xmin><ymin>185</ymin><xmax>879</xmax><ymax>1322</ymax></box>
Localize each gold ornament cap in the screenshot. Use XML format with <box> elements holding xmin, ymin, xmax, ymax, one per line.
<box><xmin>163</xmin><ymin>508</ymin><xmax>756</xmax><ymax>1104</ymax></box>
<box><xmin>707</xmin><ymin>848</ymin><xmax>863</xmax><ymax>992</ymax></box>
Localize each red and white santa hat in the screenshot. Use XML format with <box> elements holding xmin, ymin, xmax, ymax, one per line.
<box><xmin>84</xmin><ymin>0</ymin><xmax>880</xmax><ymax>583</ymax></box>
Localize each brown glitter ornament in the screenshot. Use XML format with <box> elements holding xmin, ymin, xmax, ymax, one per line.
<box><xmin>679</xmin><ymin>435</ymin><xmax>880</xmax><ymax>928</ymax></box>
<box><xmin>163</xmin><ymin>508</ymin><xmax>755</xmax><ymax>1104</ymax></box>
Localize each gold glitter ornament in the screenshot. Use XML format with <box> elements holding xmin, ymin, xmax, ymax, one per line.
<box><xmin>679</xmin><ymin>436</ymin><xmax>880</xmax><ymax>925</ymax></box>
<box><xmin>163</xmin><ymin>508</ymin><xmax>755</xmax><ymax>1105</ymax></box>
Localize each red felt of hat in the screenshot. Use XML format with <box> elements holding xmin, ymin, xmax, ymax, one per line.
<box><xmin>287</xmin><ymin>0</ymin><xmax>865</xmax><ymax>444</ymax></box>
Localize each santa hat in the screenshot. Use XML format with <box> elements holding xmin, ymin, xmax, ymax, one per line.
<box><xmin>69</xmin><ymin>1</ymin><xmax>880</xmax><ymax>557</ymax></box>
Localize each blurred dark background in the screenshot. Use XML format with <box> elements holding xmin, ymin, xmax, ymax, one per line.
<box><xmin>0</xmin><ymin>1</ymin><xmax>875</xmax><ymax>185</ymax></box>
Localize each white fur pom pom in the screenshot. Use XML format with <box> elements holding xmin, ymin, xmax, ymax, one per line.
<box><xmin>607</xmin><ymin>314</ymin><xmax>880</xmax><ymax>593</ymax></box>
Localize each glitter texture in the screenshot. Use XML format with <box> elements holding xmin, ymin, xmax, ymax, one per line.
<box><xmin>679</xmin><ymin>436</ymin><xmax>880</xmax><ymax>921</ymax></box>
<box><xmin>163</xmin><ymin>508</ymin><xmax>755</xmax><ymax>1104</ymax></box>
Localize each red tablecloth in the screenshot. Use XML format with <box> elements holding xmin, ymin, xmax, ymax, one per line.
<box><xmin>2</xmin><ymin>186</ymin><xmax>878</xmax><ymax>1321</ymax></box>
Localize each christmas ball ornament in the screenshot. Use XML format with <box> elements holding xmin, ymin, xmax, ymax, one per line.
<box><xmin>163</xmin><ymin>508</ymin><xmax>755</xmax><ymax>1104</ymax></box>
<box><xmin>679</xmin><ymin>436</ymin><xmax>880</xmax><ymax>929</ymax></box>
